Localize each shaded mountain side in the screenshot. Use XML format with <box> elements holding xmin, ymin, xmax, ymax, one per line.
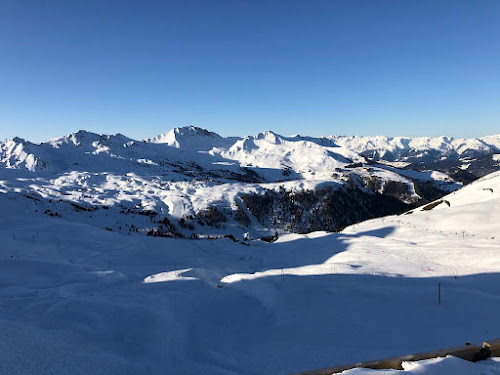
<box><xmin>241</xmin><ymin>185</ymin><xmax>412</xmax><ymax>234</ymax></box>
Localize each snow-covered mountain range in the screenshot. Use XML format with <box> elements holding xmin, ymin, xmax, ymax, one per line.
<box><xmin>1</xmin><ymin>127</ymin><xmax>499</xmax><ymax>237</ymax></box>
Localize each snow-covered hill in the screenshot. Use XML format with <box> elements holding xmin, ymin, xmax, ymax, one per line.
<box><xmin>1</xmin><ymin>167</ymin><xmax>500</xmax><ymax>374</ymax></box>
<box><xmin>1</xmin><ymin>127</ymin><xmax>499</xmax><ymax>237</ymax></box>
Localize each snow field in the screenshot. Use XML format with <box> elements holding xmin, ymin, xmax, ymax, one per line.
<box><xmin>1</xmin><ymin>172</ymin><xmax>500</xmax><ymax>374</ymax></box>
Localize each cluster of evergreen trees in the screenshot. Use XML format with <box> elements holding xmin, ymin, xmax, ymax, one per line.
<box><xmin>240</xmin><ymin>185</ymin><xmax>413</xmax><ymax>233</ymax></box>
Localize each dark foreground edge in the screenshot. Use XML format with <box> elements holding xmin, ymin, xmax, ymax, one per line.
<box><xmin>289</xmin><ymin>338</ymin><xmax>500</xmax><ymax>375</ymax></box>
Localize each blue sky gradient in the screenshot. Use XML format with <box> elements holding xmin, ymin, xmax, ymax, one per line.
<box><xmin>1</xmin><ymin>0</ymin><xmax>499</xmax><ymax>142</ymax></box>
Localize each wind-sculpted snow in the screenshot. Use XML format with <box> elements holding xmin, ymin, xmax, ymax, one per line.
<box><xmin>1</xmin><ymin>171</ymin><xmax>500</xmax><ymax>374</ymax></box>
<box><xmin>0</xmin><ymin>126</ymin><xmax>498</xmax><ymax>237</ymax></box>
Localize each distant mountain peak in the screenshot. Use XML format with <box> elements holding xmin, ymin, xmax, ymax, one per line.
<box><xmin>253</xmin><ymin>130</ymin><xmax>283</xmax><ymax>144</ymax></box>
<box><xmin>12</xmin><ymin>136</ymin><xmax>28</xmax><ymax>144</ymax></box>
<box><xmin>147</xmin><ymin>126</ymin><xmax>223</xmax><ymax>149</ymax></box>
<box><xmin>177</xmin><ymin>125</ymin><xmax>218</xmax><ymax>135</ymax></box>
<box><xmin>46</xmin><ymin>130</ymin><xmax>100</xmax><ymax>147</ymax></box>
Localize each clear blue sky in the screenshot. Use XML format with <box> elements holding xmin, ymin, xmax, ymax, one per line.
<box><xmin>1</xmin><ymin>0</ymin><xmax>499</xmax><ymax>142</ymax></box>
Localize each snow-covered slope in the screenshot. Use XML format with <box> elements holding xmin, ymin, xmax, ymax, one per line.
<box><xmin>225</xmin><ymin>171</ymin><xmax>500</xmax><ymax>285</ymax></box>
<box><xmin>1</xmin><ymin>168</ymin><xmax>500</xmax><ymax>374</ymax></box>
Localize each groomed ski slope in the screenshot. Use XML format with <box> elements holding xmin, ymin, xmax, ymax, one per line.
<box><xmin>1</xmin><ymin>172</ymin><xmax>500</xmax><ymax>374</ymax></box>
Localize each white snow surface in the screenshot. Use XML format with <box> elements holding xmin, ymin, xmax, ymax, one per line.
<box><xmin>1</xmin><ymin>170</ymin><xmax>500</xmax><ymax>374</ymax></box>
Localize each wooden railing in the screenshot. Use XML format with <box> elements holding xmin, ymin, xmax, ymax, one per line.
<box><xmin>289</xmin><ymin>338</ymin><xmax>500</xmax><ymax>375</ymax></box>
